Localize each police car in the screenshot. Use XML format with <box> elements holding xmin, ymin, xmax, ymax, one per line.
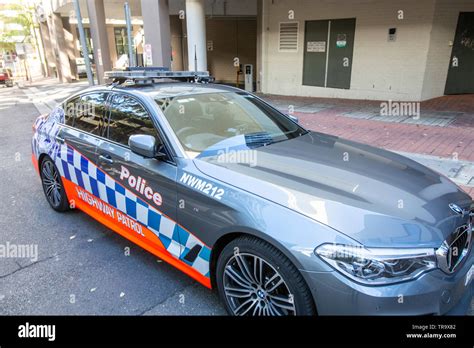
<box><xmin>32</xmin><ymin>68</ymin><xmax>473</xmax><ymax>316</ymax></box>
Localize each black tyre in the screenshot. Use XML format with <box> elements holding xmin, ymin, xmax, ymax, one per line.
<box><xmin>40</xmin><ymin>157</ymin><xmax>70</xmax><ymax>212</ymax></box>
<box><xmin>216</xmin><ymin>236</ymin><xmax>316</xmax><ymax>316</ymax></box>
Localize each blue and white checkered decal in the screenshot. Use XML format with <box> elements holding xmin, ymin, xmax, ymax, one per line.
<box><xmin>33</xmin><ymin>111</ymin><xmax>210</xmax><ymax>278</ymax></box>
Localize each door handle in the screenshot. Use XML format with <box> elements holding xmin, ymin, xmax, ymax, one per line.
<box><xmin>99</xmin><ymin>154</ymin><xmax>114</xmax><ymax>164</ymax></box>
<box><xmin>55</xmin><ymin>135</ymin><xmax>65</xmax><ymax>144</ymax></box>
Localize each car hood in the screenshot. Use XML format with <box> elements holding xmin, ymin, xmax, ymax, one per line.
<box><xmin>193</xmin><ymin>132</ymin><xmax>472</xmax><ymax>248</ymax></box>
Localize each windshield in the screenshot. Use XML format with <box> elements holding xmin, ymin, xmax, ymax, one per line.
<box><xmin>154</xmin><ymin>91</ymin><xmax>306</xmax><ymax>158</ymax></box>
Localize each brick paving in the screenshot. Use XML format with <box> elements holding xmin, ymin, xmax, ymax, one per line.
<box><xmin>294</xmin><ymin>111</ymin><xmax>474</xmax><ymax>161</ymax></box>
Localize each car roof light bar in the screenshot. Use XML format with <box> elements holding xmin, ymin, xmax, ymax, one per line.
<box><xmin>105</xmin><ymin>67</ymin><xmax>214</xmax><ymax>85</ymax></box>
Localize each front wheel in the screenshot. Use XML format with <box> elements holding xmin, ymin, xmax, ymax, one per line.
<box><xmin>40</xmin><ymin>157</ymin><xmax>70</xmax><ymax>212</ymax></box>
<box><xmin>216</xmin><ymin>236</ymin><xmax>316</xmax><ymax>316</ymax></box>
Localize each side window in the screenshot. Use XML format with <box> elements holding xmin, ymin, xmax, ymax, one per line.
<box><xmin>107</xmin><ymin>94</ymin><xmax>157</xmax><ymax>146</ymax></box>
<box><xmin>63</xmin><ymin>96</ymin><xmax>80</xmax><ymax>127</ymax></box>
<box><xmin>73</xmin><ymin>93</ymin><xmax>108</xmax><ymax>136</ymax></box>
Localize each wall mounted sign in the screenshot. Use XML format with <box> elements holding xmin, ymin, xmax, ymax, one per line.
<box><xmin>336</xmin><ymin>34</ymin><xmax>347</xmax><ymax>48</ymax></box>
<box><xmin>97</xmin><ymin>48</ymin><xmax>103</xmax><ymax>66</ymax></box>
<box><xmin>307</xmin><ymin>41</ymin><xmax>326</xmax><ymax>52</ymax></box>
<box><xmin>388</xmin><ymin>28</ymin><xmax>397</xmax><ymax>42</ymax></box>
<box><xmin>144</xmin><ymin>44</ymin><xmax>153</xmax><ymax>66</ymax></box>
<box><xmin>207</xmin><ymin>40</ymin><xmax>214</xmax><ymax>51</ymax></box>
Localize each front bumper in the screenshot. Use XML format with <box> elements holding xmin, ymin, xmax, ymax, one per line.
<box><xmin>302</xmin><ymin>251</ymin><xmax>473</xmax><ymax>315</ymax></box>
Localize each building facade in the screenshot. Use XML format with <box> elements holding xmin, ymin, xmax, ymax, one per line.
<box><xmin>39</xmin><ymin>0</ymin><xmax>474</xmax><ymax>101</ymax></box>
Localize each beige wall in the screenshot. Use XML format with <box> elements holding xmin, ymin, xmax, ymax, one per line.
<box><xmin>421</xmin><ymin>0</ymin><xmax>474</xmax><ymax>100</ymax></box>
<box><xmin>260</xmin><ymin>0</ymin><xmax>441</xmax><ymax>101</ymax></box>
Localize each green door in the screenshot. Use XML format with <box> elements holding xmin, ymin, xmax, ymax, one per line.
<box><xmin>302</xmin><ymin>20</ymin><xmax>329</xmax><ymax>87</ymax></box>
<box><xmin>445</xmin><ymin>12</ymin><xmax>474</xmax><ymax>95</ymax></box>
<box><xmin>303</xmin><ymin>18</ymin><xmax>356</xmax><ymax>89</ymax></box>
<box><xmin>327</xmin><ymin>18</ymin><xmax>356</xmax><ymax>89</ymax></box>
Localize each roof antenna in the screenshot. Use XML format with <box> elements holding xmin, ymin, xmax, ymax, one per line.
<box><xmin>194</xmin><ymin>45</ymin><xmax>198</xmax><ymax>72</ymax></box>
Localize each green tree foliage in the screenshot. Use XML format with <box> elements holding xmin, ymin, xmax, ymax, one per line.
<box><xmin>0</xmin><ymin>3</ymin><xmax>36</xmax><ymax>52</ymax></box>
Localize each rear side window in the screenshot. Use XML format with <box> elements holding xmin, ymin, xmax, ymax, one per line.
<box><xmin>64</xmin><ymin>92</ymin><xmax>108</xmax><ymax>136</ymax></box>
<box><xmin>106</xmin><ymin>94</ymin><xmax>157</xmax><ymax>146</ymax></box>
<box><xmin>63</xmin><ymin>97</ymin><xmax>80</xmax><ymax>126</ymax></box>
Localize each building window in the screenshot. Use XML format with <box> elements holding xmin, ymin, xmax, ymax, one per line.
<box><xmin>279</xmin><ymin>22</ymin><xmax>299</xmax><ymax>52</ymax></box>
<box><xmin>114</xmin><ymin>27</ymin><xmax>132</xmax><ymax>56</ymax></box>
<box><xmin>75</xmin><ymin>27</ymin><xmax>93</xmax><ymax>58</ymax></box>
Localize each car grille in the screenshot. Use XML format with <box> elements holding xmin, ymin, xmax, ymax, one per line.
<box><xmin>436</xmin><ymin>221</ymin><xmax>472</xmax><ymax>274</ymax></box>
<box><xmin>447</xmin><ymin>225</ymin><xmax>469</xmax><ymax>271</ymax></box>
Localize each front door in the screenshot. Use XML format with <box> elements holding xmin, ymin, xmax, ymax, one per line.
<box><xmin>96</xmin><ymin>92</ymin><xmax>179</xmax><ymax>257</ymax></box>
<box><xmin>445</xmin><ymin>12</ymin><xmax>474</xmax><ymax>95</ymax></box>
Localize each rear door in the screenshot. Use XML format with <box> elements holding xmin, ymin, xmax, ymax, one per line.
<box><xmin>58</xmin><ymin>91</ymin><xmax>109</xmax><ymax>184</ymax></box>
<box><xmin>96</xmin><ymin>92</ymin><xmax>180</xmax><ymax>256</ymax></box>
<box><xmin>326</xmin><ymin>18</ymin><xmax>356</xmax><ymax>89</ymax></box>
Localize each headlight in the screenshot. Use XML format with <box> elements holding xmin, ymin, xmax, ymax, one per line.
<box><xmin>315</xmin><ymin>244</ymin><xmax>437</xmax><ymax>285</ymax></box>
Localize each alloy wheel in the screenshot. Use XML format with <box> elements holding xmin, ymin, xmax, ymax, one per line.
<box><xmin>41</xmin><ymin>160</ymin><xmax>62</xmax><ymax>208</ymax></box>
<box><xmin>223</xmin><ymin>252</ymin><xmax>296</xmax><ymax>316</ymax></box>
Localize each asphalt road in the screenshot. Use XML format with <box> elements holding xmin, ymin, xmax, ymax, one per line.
<box><xmin>0</xmin><ymin>84</ymin><xmax>226</xmax><ymax>315</ymax></box>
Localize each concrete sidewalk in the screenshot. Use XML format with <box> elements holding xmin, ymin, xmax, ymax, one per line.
<box><xmin>16</xmin><ymin>78</ymin><xmax>89</xmax><ymax>114</ymax></box>
<box><xmin>16</xmin><ymin>78</ymin><xmax>474</xmax><ymax>197</ymax></box>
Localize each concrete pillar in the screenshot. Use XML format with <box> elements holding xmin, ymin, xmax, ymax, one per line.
<box><xmin>256</xmin><ymin>0</ymin><xmax>263</xmax><ymax>92</ymax></box>
<box><xmin>47</xmin><ymin>13</ymin><xmax>73</xmax><ymax>82</ymax></box>
<box><xmin>185</xmin><ymin>0</ymin><xmax>207</xmax><ymax>71</ymax></box>
<box><xmin>86</xmin><ymin>0</ymin><xmax>111</xmax><ymax>84</ymax></box>
<box><xmin>106</xmin><ymin>26</ymin><xmax>117</xmax><ymax>67</ymax></box>
<box><xmin>141</xmin><ymin>0</ymin><xmax>171</xmax><ymax>68</ymax></box>
<box><xmin>258</xmin><ymin>0</ymin><xmax>269</xmax><ymax>93</ymax></box>
<box><xmin>39</xmin><ymin>21</ymin><xmax>55</xmax><ymax>77</ymax></box>
<box><xmin>170</xmin><ymin>16</ymin><xmax>185</xmax><ymax>71</ymax></box>
<box><xmin>62</xmin><ymin>19</ymin><xmax>78</xmax><ymax>78</ymax></box>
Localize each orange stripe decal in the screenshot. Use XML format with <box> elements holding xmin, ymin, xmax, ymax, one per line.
<box><xmin>32</xmin><ymin>154</ymin><xmax>39</xmax><ymax>175</ymax></box>
<box><xmin>62</xmin><ymin>178</ymin><xmax>212</xmax><ymax>288</ymax></box>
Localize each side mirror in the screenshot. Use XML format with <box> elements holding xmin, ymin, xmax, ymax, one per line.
<box><xmin>287</xmin><ymin>114</ymin><xmax>299</xmax><ymax>124</ymax></box>
<box><xmin>128</xmin><ymin>134</ymin><xmax>166</xmax><ymax>159</ymax></box>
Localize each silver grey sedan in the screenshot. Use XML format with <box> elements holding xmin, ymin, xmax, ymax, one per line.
<box><xmin>32</xmin><ymin>72</ymin><xmax>473</xmax><ymax>315</ymax></box>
